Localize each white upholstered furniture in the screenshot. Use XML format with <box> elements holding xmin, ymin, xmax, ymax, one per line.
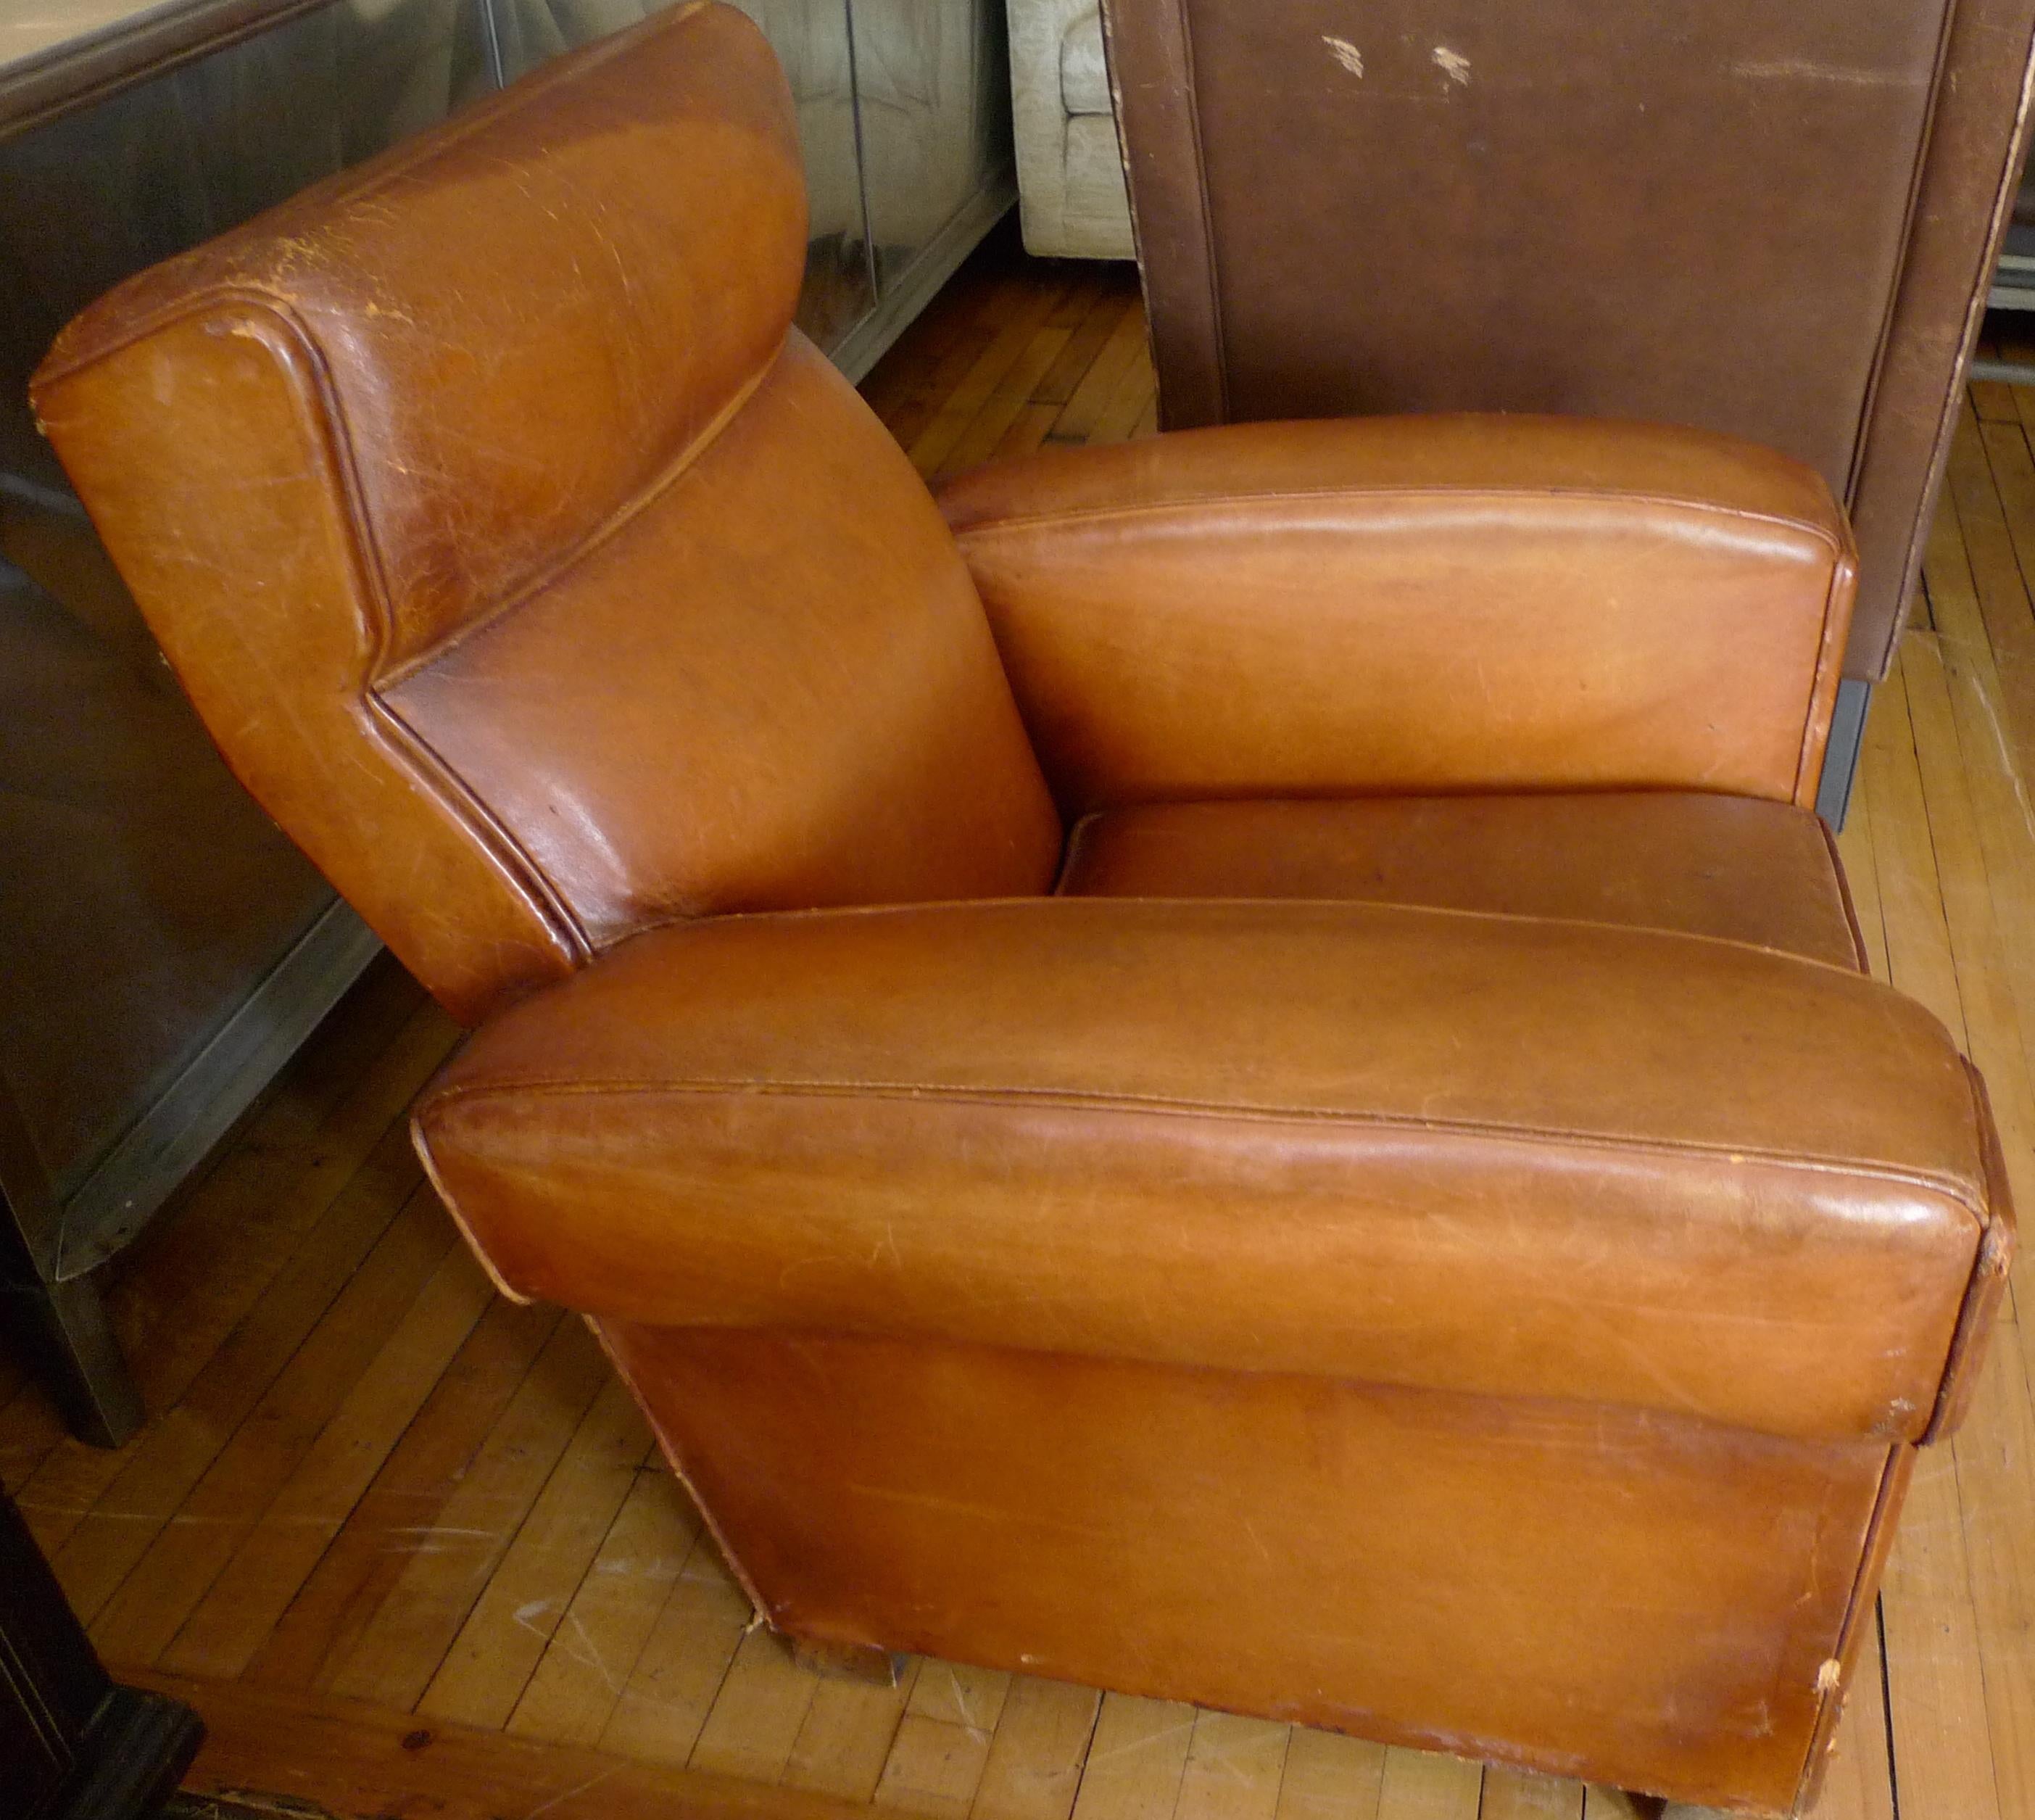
<box><xmin>1007</xmin><ymin>0</ymin><xmax>1132</xmax><ymax>258</ymax></box>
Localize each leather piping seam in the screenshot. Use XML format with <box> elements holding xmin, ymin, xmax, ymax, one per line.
<box><xmin>420</xmin><ymin>1075</ymin><xmax>1992</xmax><ymax>1229</ymax></box>
<box><xmin>38</xmin><ymin>287</ymin><xmax>592</xmax><ymax>964</ymax></box>
<box><xmin>1818</xmin><ymin>815</ymin><xmax>1872</xmax><ymax>974</ymax></box>
<box><xmin>1173</xmin><ymin>0</ymin><xmax>1228</xmax><ymax>421</ymax></box>
<box><xmin>952</xmin><ymin>489</ymin><xmax>1848</xmax><ymax>554</ymax></box>
<box><xmin>1919</xmin><ymin>1056</ymin><xmax>2015</xmax><ymax>1443</ymax></box>
<box><xmin>373</xmin><ymin>347</ymin><xmax>780</xmax><ymax>685</ymax></box>
<box><xmin>1870</xmin><ymin>10</ymin><xmax>2035</xmax><ymax>677</ymax></box>
<box><xmin>1791</xmin><ymin>545</ymin><xmax>1857</xmax><ymax>806</ymax></box>
<box><xmin>1839</xmin><ymin>0</ymin><xmax>1961</xmax><ymax>512</ymax></box>
<box><xmin>616</xmin><ymin>914</ymin><xmax>1869</xmax><ymax>974</ymax></box>
<box><xmin>1923</xmin><ymin>1217</ymin><xmax>2012</xmax><ymax>1442</ymax></box>
<box><xmin>618</xmin><ymin>892</ymin><xmax>1905</xmax><ymax>977</ymax></box>
<box><xmin>584</xmin><ymin>1315</ymin><xmax>776</xmax><ymax>1625</ymax></box>
<box><xmin>1786</xmin><ymin>1445</ymin><xmax>1907</xmax><ymax>1816</ymax></box>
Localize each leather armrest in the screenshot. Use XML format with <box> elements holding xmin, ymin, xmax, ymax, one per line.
<box><xmin>937</xmin><ymin>415</ymin><xmax>1857</xmax><ymax>814</ymax></box>
<box><xmin>414</xmin><ymin>897</ymin><xmax>2007</xmax><ymax>1444</ymax></box>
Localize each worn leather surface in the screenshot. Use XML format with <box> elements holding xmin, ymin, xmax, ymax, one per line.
<box><xmin>1099</xmin><ymin>0</ymin><xmax>2035</xmax><ymax>677</ymax></box>
<box><xmin>28</xmin><ymin>7</ymin><xmax>2020</xmax><ymax>1810</ymax></box>
<box><xmin>415</xmin><ymin>896</ymin><xmax>1999</xmax><ymax>1446</ymax></box>
<box><xmin>941</xmin><ymin>416</ymin><xmax>1855</xmax><ymax>814</ymax></box>
<box><xmin>30</xmin><ymin>1</ymin><xmax>1060</xmax><ymax>1025</ymax></box>
<box><xmin>1061</xmin><ymin>792</ymin><xmax>1865</xmax><ymax>969</ymax></box>
<box><xmin>610</xmin><ymin>1320</ymin><xmax>1895</xmax><ymax>1815</ymax></box>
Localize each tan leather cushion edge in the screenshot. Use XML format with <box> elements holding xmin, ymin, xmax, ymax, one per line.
<box><xmin>415</xmin><ymin>898</ymin><xmax>1997</xmax><ymax>1441</ymax></box>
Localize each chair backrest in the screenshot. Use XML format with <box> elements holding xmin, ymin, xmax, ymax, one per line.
<box><xmin>1100</xmin><ymin>0</ymin><xmax>2035</xmax><ymax>677</ymax></box>
<box><xmin>31</xmin><ymin>1</ymin><xmax>1062</xmax><ymax>1025</ymax></box>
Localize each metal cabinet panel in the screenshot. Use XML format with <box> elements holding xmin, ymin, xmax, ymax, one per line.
<box><xmin>0</xmin><ymin>0</ymin><xmax>492</xmax><ymax>1441</ymax></box>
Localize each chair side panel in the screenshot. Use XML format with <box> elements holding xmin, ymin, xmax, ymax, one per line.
<box><xmin>607</xmin><ymin>1320</ymin><xmax>1892</xmax><ymax>1815</ymax></box>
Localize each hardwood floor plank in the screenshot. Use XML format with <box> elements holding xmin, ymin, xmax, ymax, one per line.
<box><xmin>509</xmin><ymin>1463</ymin><xmax>703</xmax><ymax>1747</ymax></box>
<box><xmin>781</xmin><ymin>1657</ymin><xmax>921</xmax><ymax>1803</ymax></box>
<box><xmin>970</xmin><ymin>1676</ymin><xmax>1101</xmax><ymax>1820</ymax></box>
<box><xmin>1064</xmin><ymin>1694</ymin><xmax>1196</xmax><ymax>1820</ymax></box>
<box><xmin>1046</xmin><ymin>307</ymin><xmax>1150</xmax><ymax>445</ymax></box>
<box><xmin>159</xmin><ymin>1244</ymin><xmax>499</xmax><ymax>1681</ymax></box>
<box><xmin>146</xmin><ymin>1664</ymin><xmax>886</xmax><ymax>1820</ymax></box>
<box><xmin>871</xmin><ymin>1662</ymin><xmax>1014</xmax><ymax>1820</ymax></box>
<box><xmin>244</xmin><ymin>1293</ymin><xmax>563</xmax><ymax>1692</ymax></box>
<box><xmin>1947</xmin><ymin>1316</ymin><xmax>2035</xmax><ymax>1820</ymax></box>
<box><xmin>46</xmin><ymin>1109</ymin><xmax>440</xmax><ymax>1614</ymax></box>
<box><xmin>908</xmin><ymin>279</ymin><xmax>1078</xmax><ymax>477</ymax></box>
<box><xmin>1898</xmin><ymin>630</ymin><xmax>2035</xmax><ymax>1215</ymax></box>
<box><xmin>937</xmin><ymin>325</ymin><xmax>1076</xmax><ymax>480</ymax></box>
<box><xmin>1949</xmin><ymin>412</ymin><xmax>2035</xmax><ymax>795</ymax></box>
<box><xmin>1085</xmin><ymin>344</ymin><xmax>1157</xmax><ymax>447</ymax></box>
<box><xmin>911</xmin><ymin>1663</ymin><xmax>1011</xmax><ymax>1735</ymax></box>
<box><xmin>1858</xmin><ymin>655</ymin><xmax>1968</xmax><ymax>1041</ymax></box>
<box><xmin>418</xmin><ymin>1374</ymin><xmax>655</xmax><ymax>1729</ymax></box>
<box><xmin>85</xmin><ymin>1181</ymin><xmax>460</xmax><ymax>1663</ymax></box>
<box><xmin>324</xmin><ymin>1312</ymin><xmax>614</xmax><ymax>1710</ymax></box>
<box><xmin>1833</xmin><ymin>777</ymin><xmax>1890</xmax><ymax>984</ymax></box>
<box><xmin>597</xmin><ymin>1529</ymin><xmax>754</xmax><ymax>1767</ymax></box>
<box><xmin>1033</xmin><ymin>288</ymin><xmax>1138</xmax><ymax>407</ymax></box>
<box><xmin>692</xmin><ymin>1627</ymin><xmax>825</xmax><ymax>1784</ymax></box>
<box><xmin>4</xmin><ymin>977</ymin><xmax>449</xmax><ymax>1531</ymax></box>
<box><xmin>1879</xmin><ymin>1440</ymin><xmax>2003</xmax><ymax>1820</ymax></box>
<box><xmin>990</xmin><ymin>400</ymin><xmax>1061</xmax><ymax>463</ymax></box>
<box><xmin>1372</xmin><ymin>1747</ymin><xmax>1480</xmax><ymax>1819</ymax></box>
<box><xmin>875</xmin><ymin>1710</ymin><xmax>1000</xmax><ymax>1819</ymax></box>
<box><xmin>1476</xmin><ymin>1768</ymin><xmax>1583</xmax><ymax>1818</ymax></box>
<box><xmin>1173</xmin><ymin>1711</ymin><xmax>1289</xmax><ymax>1820</ymax></box>
<box><xmin>1272</xmin><ymin>1728</ymin><xmax>1385</xmax><ymax>1820</ymax></box>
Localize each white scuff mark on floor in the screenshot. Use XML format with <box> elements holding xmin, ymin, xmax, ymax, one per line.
<box><xmin>1322</xmin><ymin>36</ymin><xmax>1363</xmax><ymax>78</ymax></box>
<box><xmin>1433</xmin><ymin>45</ymin><xmax>1471</xmax><ymax>85</ymax></box>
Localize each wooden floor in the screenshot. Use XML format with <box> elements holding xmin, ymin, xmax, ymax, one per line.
<box><xmin>7</xmin><ymin>230</ymin><xmax>2035</xmax><ymax>1820</ymax></box>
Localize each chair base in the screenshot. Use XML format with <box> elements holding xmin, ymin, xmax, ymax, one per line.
<box><xmin>605</xmin><ymin>1319</ymin><xmax>1902</xmax><ymax>1817</ymax></box>
<box><xmin>787</xmin><ymin>1635</ymin><xmax>903</xmax><ymax>1687</ymax></box>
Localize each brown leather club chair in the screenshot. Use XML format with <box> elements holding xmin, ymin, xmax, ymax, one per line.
<box><xmin>27</xmin><ymin>6</ymin><xmax>2013</xmax><ymax>1813</ymax></box>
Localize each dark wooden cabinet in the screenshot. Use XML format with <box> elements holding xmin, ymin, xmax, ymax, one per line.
<box><xmin>0</xmin><ymin>1486</ymin><xmax>200</xmax><ymax>1820</ymax></box>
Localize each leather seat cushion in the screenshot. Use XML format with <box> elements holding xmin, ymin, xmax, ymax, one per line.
<box><xmin>1060</xmin><ymin>791</ymin><xmax>1864</xmax><ymax>971</ymax></box>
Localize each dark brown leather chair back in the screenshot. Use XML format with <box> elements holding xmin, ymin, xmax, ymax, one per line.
<box><xmin>1102</xmin><ymin>0</ymin><xmax>2035</xmax><ymax>676</ymax></box>
<box><xmin>32</xmin><ymin>2</ymin><xmax>1061</xmax><ymax>1025</ymax></box>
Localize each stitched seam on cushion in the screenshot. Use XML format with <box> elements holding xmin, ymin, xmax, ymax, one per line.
<box><xmin>375</xmin><ymin>346</ymin><xmax>778</xmax><ymax>684</ymax></box>
<box><xmin>420</xmin><ymin>1075</ymin><xmax>1989</xmax><ymax>1226</ymax></box>
<box><xmin>952</xmin><ymin>489</ymin><xmax>1847</xmax><ymax>554</ymax></box>
<box><xmin>1792</xmin><ymin>554</ymin><xmax>1848</xmax><ymax>806</ymax></box>
<box><xmin>50</xmin><ymin>289</ymin><xmax>592</xmax><ymax>964</ymax></box>
<box><xmin>601</xmin><ymin>889</ymin><xmax>1889</xmax><ymax>977</ymax></box>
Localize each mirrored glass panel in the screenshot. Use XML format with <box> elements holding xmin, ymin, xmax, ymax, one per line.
<box><xmin>849</xmin><ymin>0</ymin><xmax>1008</xmax><ymax>297</ymax></box>
<box><xmin>0</xmin><ymin>0</ymin><xmax>491</xmax><ymax>1233</ymax></box>
<box><xmin>492</xmin><ymin>0</ymin><xmax>879</xmax><ymax>347</ymax></box>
